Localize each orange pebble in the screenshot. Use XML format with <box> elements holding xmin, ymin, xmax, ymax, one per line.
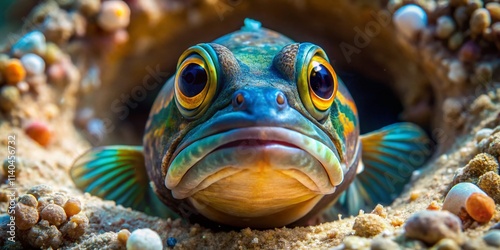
<box><xmin>117</xmin><ymin>229</ymin><xmax>131</xmax><ymax>245</ymax></box>
<box><xmin>25</xmin><ymin>121</ymin><xmax>52</xmax><ymax>146</ymax></box>
<box><xmin>5</xmin><ymin>59</ymin><xmax>26</xmax><ymax>85</ymax></box>
<box><xmin>410</xmin><ymin>191</ymin><xmax>421</xmax><ymax>201</ymax></box>
<box><xmin>465</xmin><ymin>192</ymin><xmax>495</xmax><ymax>223</ymax></box>
<box><xmin>64</xmin><ymin>198</ymin><xmax>82</xmax><ymax>217</ymax></box>
<box><xmin>427</xmin><ymin>200</ymin><xmax>441</xmax><ymax>210</ymax></box>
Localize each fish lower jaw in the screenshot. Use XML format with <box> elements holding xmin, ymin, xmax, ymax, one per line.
<box><xmin>184</xmin><ymin>168</ymin><xmax>328</xmax><ymax>228</ymax></box>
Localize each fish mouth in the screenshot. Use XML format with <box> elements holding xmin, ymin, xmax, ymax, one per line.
<box><xmin>165</xmin><ymin>126</ymin><xmax>344</xmax><ymax>199</ymax></box>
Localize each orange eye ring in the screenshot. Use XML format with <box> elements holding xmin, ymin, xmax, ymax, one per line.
<box><xmin>296</xmin><ymin>44</ymin><xmax>338</xmax><ymax>120</ymax></box>
<box><xmin>307</xmin><ymin>55</ymin><xmax>337</xmax><ymax>111</ymax></box>
<box><xmin>175</xmin><ymin>56</ymin><xmax>209</xmax><ymax>109</ymax></box>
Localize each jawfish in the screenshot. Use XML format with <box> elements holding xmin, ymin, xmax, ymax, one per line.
<box><xmin>71</xmin><ymin>19</ymin><xmax>430</xmax><ymax>228</ymax></box>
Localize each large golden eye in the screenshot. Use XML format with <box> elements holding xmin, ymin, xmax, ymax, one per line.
<box><xmin>176</xmin><ymin>56</ymin><xmax>208</xmax><ymax>105</ymax></box>
<box><xmin>297</xmin><ymin>44</ymin><xmax>338</xmax><ymax>120</ymax></box>
<box><xmin>307</xmin><ymin>55</ymin><xmax>337</xmax><ymax>110</ymax></box>
<box><xmin>174</xmin><ymin>44</ymin><xmax>219</xmax><ymax>119</ymax></box>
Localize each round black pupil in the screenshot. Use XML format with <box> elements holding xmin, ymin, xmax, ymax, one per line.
<box><xmin>309</xmin><ymin>63</ymin><xmax>334</xmax><ymax>99</ymax></box>
<box><xmin>179</xmin><ymin>63</ymin><xmax>207</xmax><ymax>97</ymax></box>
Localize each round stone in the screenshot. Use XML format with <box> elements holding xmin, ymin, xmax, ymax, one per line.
<box><xmin>404</xmin><ymin>210</ymin><xmax>463</xmax><ymax>245</ymax></box>
<box><xmin>393</xmin><ymin>4</ymin><xmax>428</xmax><ymax>40</ymax></box>
<box><xmin>127</xmin><ymin>228</ymin><xmax>163</xmax><ymax>250</ymax></box>
<box><xmin>21</xmin><ymin>53</ymin><xmax>46</xmax><ymax>75</ymax></box>
<box><xmin>483</xmin><ymin>230</ymin><xmax>500</xmax><ymax>247</ymax></box>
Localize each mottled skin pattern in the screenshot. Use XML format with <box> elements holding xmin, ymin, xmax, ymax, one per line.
<box><xmin>143</xmin><ymin>24</ymin><xmax>360</xmax><ymax>227</ymax></box>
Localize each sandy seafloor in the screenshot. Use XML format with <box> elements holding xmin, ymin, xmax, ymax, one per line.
<box><xmin>1</xmin><ymin>0</ymin><xmax>500</xmax><ymax>249</ymax></box>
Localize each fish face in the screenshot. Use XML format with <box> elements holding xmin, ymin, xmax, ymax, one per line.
<box><xmin>167</xmin><ymin>88</ymin><xmax>343</xmax><ymax>227</ymax></box>
<box><xmin>143</xmin><ymin>22</ymin><xmax>360</xmax><ymax>228</ymax></box>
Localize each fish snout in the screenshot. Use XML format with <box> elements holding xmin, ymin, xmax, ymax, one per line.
<box><xmin>231</xmin><ymin>88</ymin><xmax>288</xmax><ymax>114</ymax></box>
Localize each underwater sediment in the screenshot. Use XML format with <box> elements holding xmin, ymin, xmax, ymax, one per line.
<box><xmin>0</xmin><ymin>0</ymin><xmax>499</xmax><ymax>249</ymax></box>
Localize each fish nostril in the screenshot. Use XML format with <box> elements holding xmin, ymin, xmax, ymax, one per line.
<box><xmin>232</xmin><ymin>92</ymin><xmax>246</xmax><ymax>110</ymax></box>
<box><xmin>276</xmin><ymin>93</ymin><xmax>285</xmax><ymax>105</ymax></box>
<box><xmin>236</xmin><ymin>93</ymin><xmax>244</xmax><ymax>105</ymax></box>
<box><xmin>275</xmin><ymin>92</ymin><xmax>287</xmax><ymax>110</ymax></box>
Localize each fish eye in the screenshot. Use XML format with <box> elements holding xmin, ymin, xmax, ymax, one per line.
<box><xmin>178</xmin><ymin>58</ymin><xmax>208</xmax><ymax>98</ymax></box>
<box><xmin>307</xmin><ymin>55</ymin><xmax>336</xmax><ymax>111</ymax></box>
<box><xmin>174</xmin><ymin>44</ymin><xmax>219</xmax><ymax>119</ymax></box>
<box><xmin>296</xmin><ymin>44</ymin><xmax>337</xmax><ymax>120</ymax></box>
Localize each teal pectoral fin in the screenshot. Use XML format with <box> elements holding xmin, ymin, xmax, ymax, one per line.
<box><xmin>70</xmin><ymin>145</ymin><xmax>176</xmax><ymax>218</ymax></box>
<box><xmin>337</xmin><ymin>123</ymin><xmax>431</xmax><ymax>215</ymax></box>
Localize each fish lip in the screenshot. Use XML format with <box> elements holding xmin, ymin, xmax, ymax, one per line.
<box><xmin>165</xmin><ymin>126</ymin><xmax>344</xmax><ymax>198</ymax></box>
<box><xmin>169</xmin><ymin>109</ymin><xmax>340</xmax><ymax>167</ymax></box>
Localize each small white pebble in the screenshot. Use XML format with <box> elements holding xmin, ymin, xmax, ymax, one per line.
<box><xmin>251</xmin><ymin>237</ymin><xmax>259</xmax><ymax>244</ymax></box>
<box><xmin>475</xmin><ymin>128</ymin><xmax>493</xmax><ymax>142</ymax></box>
<box><xmin>16</xmin><ymin>81</ymin><xmax>30</xmax><ymax>93</ymax></box>
<box><xmin>87</xmin><ymin>118</ymin><xmax>105</xmax><ymax>139</ymax></box>
<box><xmin>393</xmin><ymin>4</ymin><xmax>428</xmax><ymax>40</ymax></box>
<box><xmin>437</xmin><ymin>154</ymin><xmax>448</xmax><ymax>164</ymax></box>
<box><xmin>443</xmin><ymin>97</ymin><xmax>463</xmax><ymax>116</ymax></box>
<box><xmin>127</xmin><ymin>228</ymin><xmax>163</xmax><ymax>250</ymax></box>
<box><xmin>21</xmin><ymin>53</ymin><xmax>46</xmax><ymax>75</ymax></box>
<box><xmin>459</xmin><ymin>147</ymin><xmax>472</xmax><ymax>158</ymax></box>
<box><xmin>448</xmin><ymin>61</ymin><xmax>467</xmax><ymax>84</ymax></box>
<box><xmin>411</xmin><ymin>169</ymin><xmax>422</xmax><ymax>181</ymax></box>
<box><xmin>97</xmin><ymin>0</ymin><xmax>131</xmax><ymax>32</ymax></box>
<box><xmin>436</xmin><ymin>16</ymin><xmax>456</xmax><ymax>39</ymax></box>
<box><xmin>343</xmin><ymin>236</ymin><xmax>372</xmax><ymax>249</ymax></box>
